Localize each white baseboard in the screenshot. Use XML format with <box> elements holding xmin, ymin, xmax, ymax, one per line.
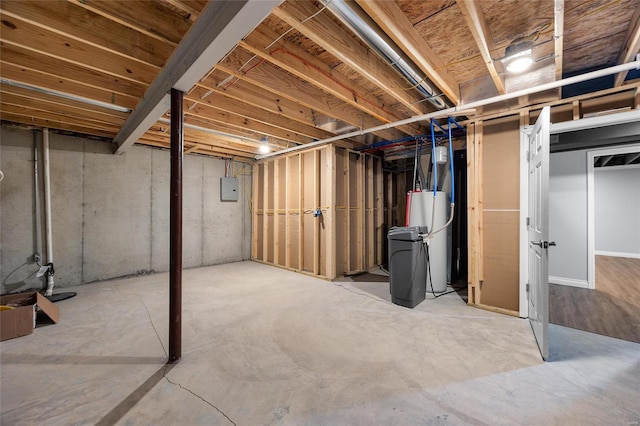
<box><xmin>549</xmin><ymin>276</ymin><xmax>589</xmax><ymax>289</ymax></box>
<box><xmin>594</xmin><ymin>251</ymin><xmax>640</xmax><ymax>259</ymax></box>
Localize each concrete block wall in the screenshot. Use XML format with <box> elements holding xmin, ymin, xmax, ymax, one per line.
<box><xmin>0</xmin><ymin>126</ymin><xmax>252</xmax><ymax>294</ymax></box>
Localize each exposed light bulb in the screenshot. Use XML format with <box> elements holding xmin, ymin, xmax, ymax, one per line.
<box><xmin>503</xmin><ymin>49</ymin><xmax>534</xmax><ymax>73</ymax></box>
<box><xmin>259</xmin><ymin>140</ymin><xmax>270</xmax><ymax>154</ymax></box>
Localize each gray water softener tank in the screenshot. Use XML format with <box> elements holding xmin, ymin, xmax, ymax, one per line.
<box><xmin>388</xmin><ymin>226</ymin><xmax>427</xmax><ymax>308</ymax></box>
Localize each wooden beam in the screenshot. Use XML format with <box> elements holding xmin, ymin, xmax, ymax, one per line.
<box><xmin>366</xmin><ymin>156</ymin><xmax>374</xmax><ymax>269</ymax></box>
<box><xmin>1</xmin><ymin>102</ymin><xmax>117</xmax><ymax>133</ymax></box>
<box><xmin>313</xmin><ymin>150</ymin><xmax>320</xmax><ymax>276</ymax></box>
<box><xmin>357</xmin><ymin>154</ymin><xmax>365</xmax><ymax>271</ymax></box>
<box><xmin>143</xmin><ymin>130</ymin><xmax>257</xmax><ymax>157</ymax></box>
<box><xmin>0</xmin><ymin>83</ymin><xmax>128</xmax><ymax>121</ymax></box>
<box><xmin>69</xmin><ymin>0</ymin><xmax>190</xmax><ymax>46</ymax></box>
<box><xmin>326</xmin><ymin>145</ymin><xmax>336</xmax><ymax>279</ymax></box>
<box><xmin>187</xmin><ymin>86</ymin><xmax>328</xmax><ymax>142</ymax></box>
<box><xmin>163</xmin><ymin>0</ymin><xmax>201</xmax><ymax>21</ymax></box>
<box><xmin>217</xmin><ymin>48</ymin><xmax>404</xmax><ymax>141</ymax></box>
<box><xmin>114</xmin><ymin>0</ymin><xmax>280</xmax><ymax>153</ymax></box>
<box><xmin>615</xmin><ymin>5</ymin><xmax>640</xmax><ymax>87</ymax></box>
<box><xmin>0</xmin><ymin>15</ymin><xmax>159</xmax><ymax>85</ymax></box>
<box><xmin>466</xmin><ymin>122</ymin><xmax>478</xmax><ymax>304</ymax></box>
<box><xmin>375</xmin><ymin>157</ymin><xmax>384</xmax><ymax>266</ymax></box>
<box><xmin>0</xmin><ymin>112</ymin><xmax>115</xmax><ymax>138</ymax></box>
<box><xmin>298</xmin><ymin>154</ymin><xmax>304</xmax><ymax>271</ymax></box>
<box><xmin>0</xmin><ymin>90</ymin><xmax>126</xmax><ymax>127</ymax></box>
<box><xmin>262</xmin><ymin>162</ymin><xmax>270</xmax><ymax>264</ymax></box>
<box><xmin>572</xmin><ymin>100</ymin><xmax>581</xmax><ymax>120</ymax></box>
<box><xmin>0</xmin><ymin>62</ymin><xmax>139</xmax><ymax>110</ymax></box>
<box><xmin>240</xmin><ymin>25</ymin><xmax>421</xmax><ymax>135</ymax></box>
<box><xmin>1</xmin><ymin>1</ymin><xmax>173</xmax><ymax>68</ymax></box>
<box><xmin>200</xmin><ymin>71</ymin><xmax>318</xmax><ymax>128</ymax></box>
<box><xmin>273</xmin><ymin>159</ymin><xmax>280</xmax><ymax>265</ymax></box>
<box><xmin>184</xmin><ymin>100</ymin><xmax>313</xmax><ymax>145</ymax></box>
<box><xmin>252</xmin><ymin>163</ymin><xmax>259</xmax><ymax>259</ymax></box>
<box><xmin>356</xmin><ymin>0</ymin><xmax>460</xmax><ymax>104</ymax></box>
<box><xmin>285</xmin><ymin>156</ymin><xmax>292</xmax><ymax>268</ymax></box>
<box><xmin>273</xmin><ymin>2</ymin><xmax>429</xmax><ymax>115</ymax></box>
<box><xmin>456</xmin><ymin>0</ymin><xmax>506</xmax><ymax>94</ymax></box>
<box><xmin>554</xmin><ymin>0</ymin><xmax>565</xmax><ymax>81</ymax></box>
<box><xmin>1</xmin><ymin>44</ymin><xmax>147</xmax><ymax>99</ymax></box>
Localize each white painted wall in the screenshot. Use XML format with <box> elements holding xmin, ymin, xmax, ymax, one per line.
<box><xmin>549</xmin><ymin>150</ymin><xmax>589</xmax><ymax>284</ymax></box>
<box><xmin>594</xmin><ymin>165</ymin><xmax>640</xmax><ymax>256</ymax></box>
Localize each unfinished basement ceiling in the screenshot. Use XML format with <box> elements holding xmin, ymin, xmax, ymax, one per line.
<box><xmin>1</xmin><ymin>0</ymin><xmax>639</xmax><ymax>160</ymax></box>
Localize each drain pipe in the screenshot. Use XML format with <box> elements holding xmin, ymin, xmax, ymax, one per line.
<box><xmin>33</xmin><ymin>131</ymin><xmax>42</xmax><ymax>266</ymax></box>
<box><xmin>322</xmin><ymin>0</ymin><xmax>447</xmax><ymax>110</ymax></box>
<box><xmin>42</xmin><ymin>128</ymin><xmax>55</xmax><ymax>297</ymax></box>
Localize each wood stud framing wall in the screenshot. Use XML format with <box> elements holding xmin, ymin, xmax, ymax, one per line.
<box><xmin>252</xmin><ymin>144</ymin><xmax>384</xmax><ymax>280</ymax></box>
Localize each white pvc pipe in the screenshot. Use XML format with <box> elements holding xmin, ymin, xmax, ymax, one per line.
<box><xmin>42</xmin><ymin>128</ymin><xmax>55</xmax><ymax>296</ymax></box>
<box><xmin>256</xmin><ymin>59</ymin><xmax>640</xmax><ymax>160</ymax></box>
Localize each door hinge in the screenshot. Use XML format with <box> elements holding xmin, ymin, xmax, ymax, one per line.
<box><xmin>526</xmin><ymin>217</ymin><xmax>530</xmax><ymax>228</ymax></box>
<box><xmin>526</xmin><ymin>282</ymin><xmax>530</xmax><ymax>298</ymax></box>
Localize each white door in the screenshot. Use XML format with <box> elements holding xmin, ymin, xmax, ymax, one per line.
<box><xmin>527</xmin><ymin>107</ymin><xmax>551</xmax><ymax>360</ymax></box>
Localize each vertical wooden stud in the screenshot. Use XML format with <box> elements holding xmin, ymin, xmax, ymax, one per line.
<box><xmin>375</xmin><ymin>157</ymin><xmax>384</xmax><ymax>266</ymax></box>
<box><xmin>366</xmin><ymin>156</ymin><xmax>375</xmax><ymax>269</ymax></box>
<box><xmin>298</xmin><ymin>153</ymin><xmax>304</xmax><ymax>271</ymax></box>
<box><xmin>285</xmin><ymin>156</ymin><xmax>291</xmax><ymax>268</ymax></box>
<box><xmin>572</xmin><ymin>100</ymin><xmax>581</xmax><ymax>120</ymax></box>
<box><xmin>313</xmin><ymin>149</ymin><xmax>320</xmax><ymax>276</ymax></box>
<box><xmin>262</xmin><ymin>162</ymin><xmax>269</xmax><ymax>264</ymax></box>
<box><xmin>345</xmin><ymin>151</ymin><xmax>351</xmax><ymax>273</ymax></box>
<box><xmin>467</xmin><ymin>122</ymin><xmax>477</xmax><ymax>304</ymax></box>
<box><xmin>356</xmin><ymin>153</ymin><xmax>365</xmax><ymax>271</ymax></box>
<box><xmin>477</xmin><ymin>120</ymin><xmax>484</xmax><ymax>294</ymax></box>
<box><xmin>251</xmin><ymin>163</ymin><xmax>259</xmax><ymax>260</ymax></box>
<box><xmin>273</xmin><ymin>159</ymin><xmax>280</xmax><ymax>265</ymax></box>
<box><xmin>326</xmin><ymin>145</ymin><xmax>336</xmax><ymax>279</ymax></box>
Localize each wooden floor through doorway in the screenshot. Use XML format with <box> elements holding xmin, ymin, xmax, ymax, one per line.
<box><xmin>550</xmin><ymin>256</ymin><xmax>640</xmax><ymax>343</ymax></box>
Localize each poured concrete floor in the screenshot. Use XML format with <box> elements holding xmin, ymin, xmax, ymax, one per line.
<box><xmin>1</xmin><ymin>261</ymin><xmax>639</xmax><ymax>425</ymax></box>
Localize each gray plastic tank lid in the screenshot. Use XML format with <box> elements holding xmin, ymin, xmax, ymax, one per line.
<box><xmin>387</xmin><ymin>226</ymin><xmax>426</xmax><ymax>241</ymax></box>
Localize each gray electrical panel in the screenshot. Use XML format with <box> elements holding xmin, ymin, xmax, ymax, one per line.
<box><xmin>220</xmin><ymin>177</ymin><xmax>238</xmax><ymax>201</ymax></box>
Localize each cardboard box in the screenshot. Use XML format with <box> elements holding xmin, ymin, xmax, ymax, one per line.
<box><xmin>0</xmin><ymin>292</ymin><xmax>59</xmax><ymax>341</ymax></box>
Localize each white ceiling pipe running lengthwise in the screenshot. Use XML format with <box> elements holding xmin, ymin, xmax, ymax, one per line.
<box><xmin>256</xmin><ymin>58</ymin><xmax>640</xmax><ymax>160</ymax></box>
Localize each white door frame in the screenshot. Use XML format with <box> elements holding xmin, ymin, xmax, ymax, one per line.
<box><xmin>519</xmin><ymin>109</ymin><xmax>640</xmax><ymax>318</ymax></box>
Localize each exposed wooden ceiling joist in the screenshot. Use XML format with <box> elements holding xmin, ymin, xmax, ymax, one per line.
<box><xmin>113</xmin><ymin>0</ymin><xmax>282</xmax><ymax>154</ymax></box>
<box><xmin>239</xmin><ymin>25</ymin><xmax>421</xmax><ymax>136</ymax></box>
<box><xmin>216</xmin><ymin>47</ymin><xmax>404</xmax><ymax>141</ymax></box>
<box><xmin>355</xmin><ymin>0</ymin><xmax>460</xmax><ymax>105</ymax></box>
<box><xmin>456</xmin><ymin>0</ymin><xmax>506</xmax><ymax>94</ymax></box>
<box><xmin>554</xmin><ymin>0</ymin><xmax>565</xmax><ymax>81</ymax></box>
<box><xmin>273</xmin><ymin>1</ymin><xmax>431</xmax><ymax>115</ymax></box>
<box><xmin>614</xmin><ymin>5</ymin><xmax>640</xmax><ymax>87</ymax></box>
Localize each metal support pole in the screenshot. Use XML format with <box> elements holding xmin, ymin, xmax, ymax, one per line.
<box><xmin>169</xmin><ymin>88</ymin><xmax>183</xmax><ymax>363</ymax></box>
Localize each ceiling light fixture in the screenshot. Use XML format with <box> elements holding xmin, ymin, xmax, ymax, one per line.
<box><xmin>501</xmin><ymin>39</ymin><xmax>535</xmax><ymax>74</ymax></box>
<box><xmin>259</xmin><ymin>137</ymin><xmax>270</xmax><ymax>154</ymax></box>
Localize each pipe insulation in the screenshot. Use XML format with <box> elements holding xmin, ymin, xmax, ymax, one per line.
<box><xmin>42</xmin><ymin>128</ymin><xmax>55</xmax><ymax>296</ymax></box>
<box><xmin>256</xmin><ymin>59</ymin><xmax>640</xmax><ymax>160</ymax></box>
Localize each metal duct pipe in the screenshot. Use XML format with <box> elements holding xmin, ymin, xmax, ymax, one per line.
<box><xmin>322</xmin><ymin>0</ymin><xmax>447</xmax><ymax>109</ymax></box>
